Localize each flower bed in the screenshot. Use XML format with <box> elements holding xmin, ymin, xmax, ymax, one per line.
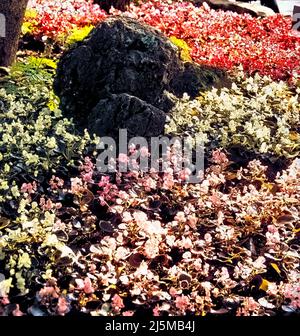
<box><xmin>0</xmin><ymin>57</ymin><xmax>97</xmax><ymax>208</ymax></box>
<box><xmin>166</xmin><ymin>68</ymin><xmax>300</xmax><ymax>158</ymax></box>
<box><xmin>25</xmin><ymin>0</ymin><xmax>300</xmax><ymax>80</ymax></box>
<box><xmin>24</xmin><ymin>0</ymin><xmax>107</xmax><ymax>39</ymax></box>
<box><xmin>1</xmin><ymin>148</ymin><xmax>300</xmax><ymax>316</ymax></box>
<box><xmin>0</xmin><ymin>0</ymin><xmax>299</xmax><ymax>317</ymax></box>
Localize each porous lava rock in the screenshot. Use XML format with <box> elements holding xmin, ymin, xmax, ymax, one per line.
<box><xmin>54</xmin><ymin>16</ymin><xmax>227</xmax><ymax>139</ymax></box>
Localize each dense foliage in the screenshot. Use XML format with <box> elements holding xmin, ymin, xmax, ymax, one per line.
<box><xmin>166</xmin><ymin>68</ymin><xmax>300</xmax><ymax>158</ymax></box>
<box><xmin>1</xmin><ymin>147</ymin><xmax>300</xmax><ymax>316</ymax></box>
<box><xmin>25</xmin><ymin>0</ymin><xmax>300</xmax><ymax>80</ymax></box>
<box><xmin>0</xmin><ymin>0</ymin><xmax>299</xmax><ymax>316</ymax></box>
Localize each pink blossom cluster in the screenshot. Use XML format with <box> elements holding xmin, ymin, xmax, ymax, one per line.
<box><xmin>30</xmin><ymin>151</ymin><xmax>299</xmax><ymax>316</ymax></box>
<box><xmin>1</xmin><ymin>149</ymin><xmax>300</xmax><ymax>315</ymax></box>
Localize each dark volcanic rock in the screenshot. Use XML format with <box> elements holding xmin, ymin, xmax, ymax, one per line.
<box><xmin>170</xmin><ymin>62</ymin><xmax>230</xmax><ymax>99</ymax></box>
<box><xmin>54</xmin><ymin>16</ymin><xmax>227</xmax><ymax>139</ymax></box>
<box><xmin>87</xmin><ymin>93</ymin><xmax>166</xmax><ymax>139</ymax></box>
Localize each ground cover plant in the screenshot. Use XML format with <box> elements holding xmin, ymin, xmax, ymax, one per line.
<box><xmin>0</xmin><ymin>0</ymin><xmax>299</xmax><ymax>316</ymax></box>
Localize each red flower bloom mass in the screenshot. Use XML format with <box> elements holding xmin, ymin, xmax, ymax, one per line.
<box><xmin>27</xmin><ymin>0</ymin><xmax>300</xmax><ymax>80</ymax></box>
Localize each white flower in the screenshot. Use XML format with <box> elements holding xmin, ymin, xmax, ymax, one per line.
<box><xmin>0</xmin><ymin>278</ymin><xmax>13</xmax><ymax>297</ymax></box>
<box><xmin>18</xmin><ymin>253</ymin><xmax>31</xmax><ymax>269</ymax></box>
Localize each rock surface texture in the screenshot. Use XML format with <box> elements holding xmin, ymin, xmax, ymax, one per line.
<box><xmin>54</xmin><ymin>16</ymin><xmax>226</xmax><ymax>139</ymax></box>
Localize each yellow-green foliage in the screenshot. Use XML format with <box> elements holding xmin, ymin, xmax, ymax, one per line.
<box><xmin>0</xmin><ymin>59</ymin><xmax>98</xmax><ymax>204</ymax></box>
<box><xmin>66</xmin><ymin>25</ymin><xmax>94</xmax><ymax>45</ymax></box>
<box><xmin>169</xmin><ymin>36</ymin><xmax>192</xmax><ymax>62</ymax></box>
<box><xmin>0</xmin><ymin>58</ymin><xmax>99</xmax><ymax>298</ymax></box>
<box><xmin>22</xmin><ymin>9</ymin><xmax>38</xmax><ymax>35</ymax></box>
<box><xmin>10</xmin><ymin>57</ymin><xmax>57</xmax><ymax>87</ymax></box>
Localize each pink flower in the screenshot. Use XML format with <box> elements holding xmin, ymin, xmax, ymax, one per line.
<box><xmin>267</xmin><ymin>283</ymin><xmax>278</xmax><ymax>296</ymax></box>
<box><xmin>252</xmin><ymin>256</ymin><xmax>266</xmax><ymax>269</ymax></box>
<box><xmin>162</xmin><ymin>171</ymin><xmax>175</xmax><ymax>189</ymax></box>
<box><xmin>55</xmin><ymin>202</ymin><xmax>62</xmax><ymax>209</ymax></box>
<box><xmin>118</xmin><ymin>190</ymin><xmax>129</xmax><ymax>200</ymax></box>
<box><xmin>142</xmin><ymin>176</ymin><xmax>157</xmax><ymax>190</ymax></box>
<box><xmin>57</xmin><ymin>297</ymin><xmax>69</xmax><ymax>316</ymax></box>
<box><xmin>163</xmin><ymin>177</ymin><xmax>174</xmax><ymax>190</ymax></box>
<box><xmin>71</xmin><ymin>177</ymin><xmax>83</xmax><ymax>194</ymax></box>
<box><xmin>89</xmin><ymin>263</ymin><xmax>97</xmax><ymax>273</ymax></box>
<box><xmin>267</xmin><ymin>225</ymin><xmax>277</xmax><ymax>234</ymax></box>
<box><xmin>178</xmin><ymin>168</ymin><xmax>192</xmax><ymax>181</ymax></box>
<box><xmin>76</xmin><ymin>277</ymin><xmax>94</xmax><ymax>294</ymax></box>
<box><xmin>194</xmin><ymin>259</ymin><xmax>202</xmax><ymax>271</ymax></box>
<box><xmin>204</xmin><ymin>233</ymin><xmax>212</xmax><ymax>244</ymax></box>
<box><xmin>118</xmin><ymin>153</ymin><xmax>129</xmax><ymax>164</ymax></box>
<box><xmin>179</xmin><ymin>237</ymin><xmax>193</xmax><ymax>249</ymax></box>
<box><xmin>153</xmin><ymin>305</ymin><xmax>160</xmax><ymax>316</ymax></box>
<box><xmin>175</xmin><ymin>295</ymin><xmax>190</xmax><ymax>311</ymax></box>
<box><xmin>169</xmin><ymin>287</ymin><xmax>178</xmax><ymax>297</ymax></box>
<box><xmin>49</xmin><ymin>176</ymin><xmax>64</xmax><ymax>190</ymax></box>
<box><xmin>83</xmin><ymin>277</ymin><xmax>94</xmax><ymax>294</ymax></box>
<box><xmin>115</xmin><ymin>247</ymin><xmax>130</xmax><ymax>261</ymax></box>
<box><xmin>75</xmin><ymin>278</ymin><xmax>85</xmax><ymax>290</ymax></box>
<box><xmin>39</xmin><ymin>197</ymin><xmax>54</xmax><ymax>211</ymax></box>
<box><xmin>212</xmin><ymin>149</ymin><xmax>229</xmax><ymax>166</ymax></box>
<box><xmin>12</xmin><ymin>304</ymin><xmax>24</xmax><ymax>316</ymax></box>
<box><xmin>0</xmin><ymin>296</ymin><xmax>9</xmax><ymax>305</ymax></box>
<box><xmin>187</xmin><ymin>214</ymin><xmax>198</xmax><ymax>229</ymax></box>
<box><xmin>143</xmin><ymin>220</ymin><xmax>166</xmax><ymax>235</ymax></box>
<box><xmin>244</xmin><ymin>297</ymin><xmax>259</xmax><ymax>312</ymax></box>
<box><xmin>140</xmin><ymin>146</ymin><xmax>149</xmax><ymax>157</ymax></box>
<box><xmin>53</xmin><ymin>219</ymin><xmax>66</xmax><ymax>231</ymax></box>
<box><xmin>134</xmin><ymin>261</ymin><xmax>149</xmax><ymax>277</ymax></box>
<box><xmin>174</xmin><ymin>211</ymin><xmax>186</xmax><ymax>222</ymax></box>
<box><xmin>266</xmin><ymin>226</ymin><xmax>281</xmax><ymax>246</ymax></box>
<box><xmin>82</xmin><ymin>171</ymin><xmax>93</xmax><ymax>183</ymax></box>
<box><xmin>21</xmin><ymin>182</ymin><xmax>37</xmax><ymax>194</ymax></box>
<box><xmin>166</xmin><ymin>235</ymin><xmax>176</xmax><ymax>247</ymax></box>
<box><xmin>216</xmin><ymin>225</ymin><xmax>235</xmax><ymax>241</ymax></box>
<box><xmin>98</xmin><ymin>176</ymin><xmax>110</xmax><ymax>188</ymax></box>
<box><xmin>182</xmin><ymin>251</ymin><xmax>192</xmax><ymax>259</ymax></box>
<box><xmin>144</xmin><ymin>237</ymin><xmax>160</xmax><ymax>259</ymax></box>
<box><xmin>122</xmin><ymin>310</ymin><xmax>134</xmax><ymax>316</ymax></box>
<box><xmin>39</xmin><ymin>286</ymin><xmax>59</xmax><ymax>299</ymax></box>
<box><xmin>133</xmin><ymin>211</ymin><xmax>148</xmax><ymax>226</ymax></box>
<box><xmin>112</xmin><ymin>294</ymin><xmax>125</xmax><ymax>312</ymax></box>
<box><xmin>210</xmin><ymin>194</ymin><xmax>222</xmax><ymax>208</ymax></box>
<box><xmin>122</xmin><ymin>211</ymin><xmax>133</xmax><ymax>223</ymax></box>
<box><xmin>103</xmin><ymin>236</ymin><xmax>117</xmax><ymax>251</ymax></box>
<box><xmin>80</xmin><ymin>157</ymin><xmax>94</xmax><ymax>173</ymax></box>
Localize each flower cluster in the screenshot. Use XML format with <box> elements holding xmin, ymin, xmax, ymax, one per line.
<box><xmin>119</xmin><ymin>0</ymin><xmax>300</xmax><ymax>80</ymax></box>
<box><xmin>0</xmin><ymin>57</ymin><xmax>98</xmax><ymax>205</ymax></box>
<box><xmin>166</xmin><ymin>68</ymin><xmax>300</xmax><ymax>158</ymax></box>
<box><xmin>25</xmin><ymin>0</ymin><xmax>107</xmax><ymax>39</ymax></box>
<box><xmin>25</xmin><ymin>0</ymin><xmax>300</xmax><ymax>79</ymax></box>
<box><xmin>1</xmin><ymin>149</ymin><xmax>299</xmax><ymax>316</ymax></box>
<box><xmin>1</xmin><ymin>0</ymin><xmax>300</xmax><ymax>317</ymax></box>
